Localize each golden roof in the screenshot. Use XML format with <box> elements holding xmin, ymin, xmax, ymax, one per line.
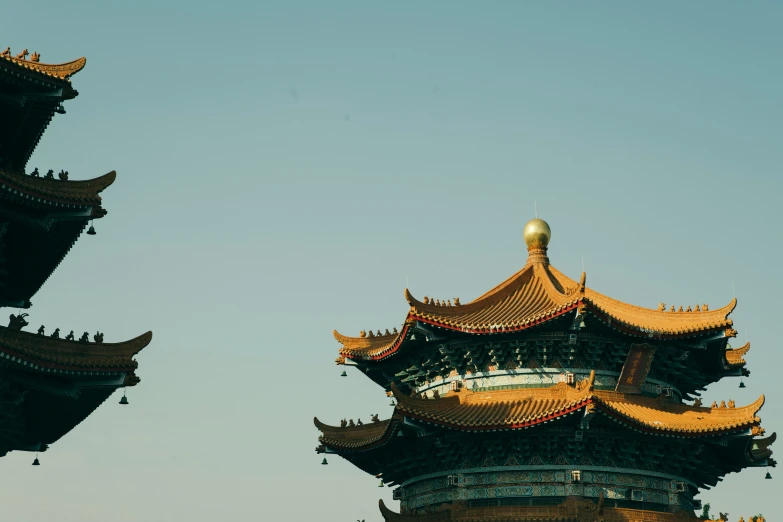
<box><xmin>726</xmin><ymin>341</ymin><xmax>751</xmax><ymax>366</ymax></box>
<box><xmin>0</xmin><ymin>325</ymin><xmax>152</xmax><ymax>372</ymax></box>
<box><xmin>335</xmin><ymin>242</ymin><xmax>736</xmax><ymax>359</ymax></box>
<box><xmin>0</xmin><ymin>52</ymin><xmax>86</xmax><ymax>81</ymax></box>
<box><xmin>316</xmin><ymin>373</ymin><xmax>767</xmax><ymax>449</ymax></box>
<box><xmin>0</xmin><ymin>169</ymin><xmax>116</xmax><ymax>206</ymax></box>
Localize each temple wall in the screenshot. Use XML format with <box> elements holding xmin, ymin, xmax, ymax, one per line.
<box><xmin>400</xmin><ymin>467</ymin><xmax>694</xmax><ymax>512</ymax></box>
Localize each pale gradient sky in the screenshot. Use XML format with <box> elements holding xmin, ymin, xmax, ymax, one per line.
<box><xmin>2</xmin><ymin>2</ymin><xmax>782</xmax><ymax>520</ymax></box>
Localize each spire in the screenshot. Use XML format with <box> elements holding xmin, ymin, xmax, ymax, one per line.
<box><xmin>523</xmin><ymin>218</ymin><xmax>551</xmax><ymax>265</ymax></box>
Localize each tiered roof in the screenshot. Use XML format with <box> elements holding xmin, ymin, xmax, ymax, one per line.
<box><xmin>335</xmin><ymin>223</ymin><xmax>737</xmax><ymax>363</ymax></box>
<box><xmin>316</xmin><ymin>373</ymin><xmax>768</xmax><ymax>452</ymax></box>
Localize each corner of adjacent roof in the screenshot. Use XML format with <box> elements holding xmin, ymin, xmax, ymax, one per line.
<box><xmin>404</xmin><ymin>287</ymin><xmax>420</xmax><ymax>307</ymax></box>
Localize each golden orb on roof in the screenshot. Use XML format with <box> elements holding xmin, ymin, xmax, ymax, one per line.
<box><xmin>523</xmin><ymin>218</ymin><xmax>551</xmax><ymax>250</ymax></box>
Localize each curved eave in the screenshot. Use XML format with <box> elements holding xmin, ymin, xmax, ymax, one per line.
<box><xmin>750</xmin><ymin>432</ymin><xmax>777</xmax><ymax>462</ymax></box>
<box><xmin>1</xmin><ymin>55</ymin><xmax>86</xmax><ymax>81</ymax></box>
<box><xmin>595</xmin><ymin>396</ymin><xmax>764</xmax><ymax>438</ymax></box>
<box><xmin>725</xmin><ymin>341</ymin><xmax>751</xmax><ymax>367</ymax></box>
<box><xmin>0</xmin><ymin>170</ymin><xmax>116</xmax><ymax>207</ymax></box>
<box><xmin>389</xmin><ymin>383</ymin><xmax>765</xmax><ymax>438</ymax></box>
<box><xmin>0</xmin><ymin>328</ymin><xmax>152</xmax><ymax>371</ymax></box>
<box><xmin>314</xmin><ymin>416</ymin><xmax>396</xmax><ymax>452</ymax></box>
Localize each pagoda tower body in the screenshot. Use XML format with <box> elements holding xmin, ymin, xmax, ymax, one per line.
<box><xmin>0</xmin><ymin>47</ymin><xmax>151</xmax><ymax>460</ymax></box>
<box><xmin>316</xmin><ymin>219</ymin><xmax>775</xmax><ymax>522</ymax></box>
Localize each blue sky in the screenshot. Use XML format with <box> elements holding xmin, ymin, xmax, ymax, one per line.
<box><xmin>2</xmin><ymin>2</ymin><xmax>781</xmax><ymax>520</ymax></box>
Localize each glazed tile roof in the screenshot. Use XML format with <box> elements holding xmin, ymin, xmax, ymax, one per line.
<box><xmin>314</xmin><ymin>418</ymin><xmax>391</xmax><ymax>450</ymax></box>
<box><xmin>0</xmin><ymin>325</ymin><xmax>152</xmax><ymax>372</ymax></box>
<box><xmin>335</xmin><ymin>253</ymin><xmax>736</xmax><ymax>360</ymax></box>
<box><xmin>725</xmin><ymin>341</ymin><xmax>750</xmax><ymax>366</ymax></box>
<box><xmin>0</xmin><ymin>54</ymin><xmax>86</xmax><ymax>81</ymax></box>
<box><xmin>316</xmin><ymin>373</ymin><xmax>767</xmax><ymax>450</ymax></box>
<box><xmin>0</xmin><ymin>169</ymin><xmax>116</xmax><ymax>206</ymax></box>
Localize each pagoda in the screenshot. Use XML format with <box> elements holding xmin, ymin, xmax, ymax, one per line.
<box><xmin>315</xmin><ymin>218</ymin><xmax>775</xmax><ymax>521</ymax></box>
<box><xmin>0</xmin><ymin>47</ymin><xmax>151</xmax><ymax>461</ymax></box>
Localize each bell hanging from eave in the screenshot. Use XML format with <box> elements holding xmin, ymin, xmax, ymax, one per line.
<box><xmin>766</xmin><ymin>471</ymin><xmax>772</xmax><ymax>479</ymax></box>
<box><xmin>340</xmin><ymin>370</ymin><xmax>347</xmax><ymax>377</ymax></box>
<box><xmin>321</xmin><ymin>457</ymin><xmax>328</xmax><ymax>465</ymax></box>
<box><xmin>32</xmin><ymin>453</ymin><xmax>40</xmax><ymax>466</ymax></box>
<box><xmin>378</xmin><ymin>479</ymin><xmax>384</xmax><ymax>487</ymax></box>
<box><xmin>86</xmin><ymin>221</ymin><xmax>96</xmax><ymax>235</ymax></box>
<box><xmin>739</xmin><ymin>379</ymin><xmax>746</xmax><ymax>388</ymax></box>
<box><xmin>119</xmin><ymin>392</ymin><xmax>129</xmax><ymax>405</ymax></box>
<box><xmin>389</xmin><ymin>399</ymin><xmax>395</xmax><ymax>407</ymax></box>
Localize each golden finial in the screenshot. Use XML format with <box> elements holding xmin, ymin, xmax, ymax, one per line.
<box><xmin>523</xmin><ymin>218</ymin><xmax>551</xmax><ymax>264</ymax></box>
<box><xmin>523</xmin><ymin>218</ymin><xmax>551</xmax><ymax>250</ymax></box>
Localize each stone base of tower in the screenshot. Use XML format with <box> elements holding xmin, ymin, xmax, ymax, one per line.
<box><xmin>379</xmin><ymin>498</ymin><xmax>704</xmax><ymax>522</ymax></box>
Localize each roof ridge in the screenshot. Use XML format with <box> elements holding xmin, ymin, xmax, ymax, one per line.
<box><xmin>1</xmin><ymin>54</ymin><xmax>86</xmax><ymax>80</ymax></box>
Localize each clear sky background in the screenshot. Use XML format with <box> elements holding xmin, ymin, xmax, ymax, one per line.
<box><xmin>2</xmin><ymin>1</ymin><xmax>781</xmax><ymax>520</ymax></box>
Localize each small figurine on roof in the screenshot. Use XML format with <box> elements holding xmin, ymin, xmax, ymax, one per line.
<box><xmin>14</xmin><ymin>49</ymin><xmax>28</xmax><ymax>60</ymax></box>
<box><xmin>29</xmin><ymin>167</ymin><xmax>39</xmax><ymax>177</ymax></box>
<box><xmin>1</xmin><ymin>47</ymin><xmax>10</xmax><ymax>58</ymax></box>
<box><xmin>65</xmin><ymin>330</ymin><xmax>75</xmax><ymax>341</ymax></box>
<box><xmin>37</xmin><ymin>325</ymin><xmax>45</xmax><ymax>335</ymax></box>
<box><xmin>93</xmin><ymin>332</ymin><xmax>104</xmax><ymax>343</ymax></box>
<box><xmin>44</xmin><ymin>170</ymin><xmax>54</xmax><ymax>180</ymax></box>
<box><xmin>79</xmin><ymin>332</ymin><xmax>89</xmax><ymax>343</ymax></box>
<box><xmin>8</xmin><ymin>313</ymin><xmax>29</xmax><ymax>331</ymax></box>
<box><xmin>58</xmin><ymin>170</ymin><xmax>68</xmax><ymax>181</ymax></box>
<box><xmin>30</xmin><ymin>52</ymin><xmax>40</xmax><ymax>62</ymax></box>
<box><xmin>50</xmin><ymin>328</ymin><xmax>60</xmax><ymax>339</ymax></box>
